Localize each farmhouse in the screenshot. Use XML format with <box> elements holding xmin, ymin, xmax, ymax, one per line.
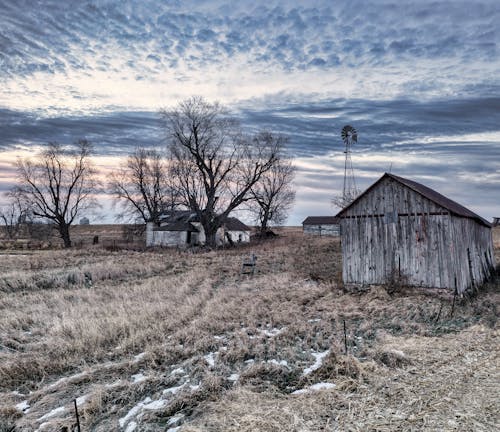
<box><xmin>302</xmin><ymin>216</ymin><xmax>340</xmax><ymax>236</ymax></box>
<box><xmin>146</xmin><ymin>211</ymin><xmax>251</xmax><ymax>247</ymax></box>
<box><xmin>336</xmin><ymin>173</ymin><xmax>495</xmax><ymax>293</ymax></box>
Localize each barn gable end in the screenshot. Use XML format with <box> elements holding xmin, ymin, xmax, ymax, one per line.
<box><xmin>336</xmin><ymin>173</ymin><xmax>495</xmax><ymax>293</ymax></box>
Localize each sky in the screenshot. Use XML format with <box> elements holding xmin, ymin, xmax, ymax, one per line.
<box><xmin>0</xmin><ymin>0</ymin><xmax>499</xmax><ymax>224</ymax></box>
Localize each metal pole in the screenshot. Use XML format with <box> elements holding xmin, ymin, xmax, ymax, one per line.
<box><xmin>74</xmin><ymin>399</ymin><xmax>81</xmax><ymax>432</ymax></box>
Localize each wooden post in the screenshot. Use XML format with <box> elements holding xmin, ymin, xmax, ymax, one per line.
<box><xmin>74</xmin><ymin>399</ymin><xmax>81</xmax><ymax>432</ymax></box>
<box><xmin>343</xmin><ymin>320</ymin><xmax>348</xmax><ymax>355</ymax></box>
<box><xmin>450</xmin><ymin>280</ymin><xmax>457</xmax><ymax>318</ymax></box>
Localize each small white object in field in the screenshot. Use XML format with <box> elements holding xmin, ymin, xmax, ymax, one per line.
<box><xmin>303</xmin><ymin>350</ymin><xmax>330</xmax><ymax>376</ymax></box>
<box><xmin>170</xmin><ymin>367</ymin><xmax>185</xmax><ymax>375</ymax></box>
<box><xmin>163</xmin><ymin>383</ymin><xmax>187</xmax><ymax>395</ymax></box>
<box><xmin>261</xmin><ymin>327</ymin><xmax>285</xmax><ymax>337</ymax></box>
<box><xmin>268</xmin><ymin>359</ymin><xmax>289</xmax><ymax>367</ymax></box>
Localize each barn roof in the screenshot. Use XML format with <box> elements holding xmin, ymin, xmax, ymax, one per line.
<box><xmin>302</xmin><ymin>216</ymin><xmax>340</xmax><ymax>225</ymax></box>
<box><xmin>336</xmin><ymin>173</ymin><xmax>491</xmax><ymax>228</ymax></box>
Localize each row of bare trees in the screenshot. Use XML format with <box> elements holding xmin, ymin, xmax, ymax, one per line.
<box><xmin>1</xmin><ymin>97</ymin><xmax>296</xmax><ymax>248</ymax></box>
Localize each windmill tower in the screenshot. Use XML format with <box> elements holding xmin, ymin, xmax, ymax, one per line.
<box><xmin>340</xmin><ymin>125</ymin><xmax>359</xmax><ymax>206</ymax></box>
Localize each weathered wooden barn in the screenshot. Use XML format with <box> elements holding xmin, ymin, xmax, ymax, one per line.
<box><xmin>302</xmin><ymin>216</ymin><xmax>340</xmax><ymax>236</ymax></box>
<box><xmin>336</xmin><ymin>173</ymin><xmax>495</xmax><ymax>293</ymax></box>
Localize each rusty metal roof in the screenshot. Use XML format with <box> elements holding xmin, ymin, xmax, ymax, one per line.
<box><xmin>336</xmin><ymin>173</ymin><xmax>491</xmax><ymax>228</ymax></box>
<box><xmin>302</xmin><ymin>216</ymin><xmax>340</xmax><ymax>225</ymax></box>
<box><xmin>224</xmin><ymin>217</ymin><xmax>251</xmax><ymax>232</ymax></box>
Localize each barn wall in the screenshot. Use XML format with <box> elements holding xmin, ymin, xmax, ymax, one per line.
<box><xmin>303</xmin><ymin>224</ymin><xmax>340</xmax><ymax>236</ymax></box>
<box><xmin>339</xmin><ymin>176</ymin><xmax>493</xmax><ymax>292</ymax></box>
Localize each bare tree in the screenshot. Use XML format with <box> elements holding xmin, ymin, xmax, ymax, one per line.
<box><xmin>109</xmin><ymin>147</ymin><xmax>175</xmax><ymax>224</ymax></box>
<box><xmin>0</xmin><ymin>192</ymin><xmax>27</xmax><ymax>239</ymax></box>
<box><xmin>12</xmin><ymin>140</ymin><xmax>99</xmax><ymax>248</ymax></box>
<box><xmin>250</xmin><ymin>148</ymin><xmax>296</xmax><ymax>236</ymax></box>
<box><xmin>161</xmin><ymin>97</ymin><xmax>281</xmax><ymax>247</ymax></box>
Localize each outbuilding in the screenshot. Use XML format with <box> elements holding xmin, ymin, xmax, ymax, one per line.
<box><xmin>302</xmin><ymin>216</ymin><xmax>340</xmax><ymax>236</ymax></box>
<box><xmin>336</xmin><ymin>173</ymin><xmax>495</xmax><ymax>293</ymax></box>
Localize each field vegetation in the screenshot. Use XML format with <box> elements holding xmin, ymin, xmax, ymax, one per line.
<box><xmin>0</xmin><ymin>228</ymin><xmax>499</xmax><ymax>431</ymax></box>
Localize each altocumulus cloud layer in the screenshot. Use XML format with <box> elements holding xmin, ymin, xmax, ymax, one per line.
<box><xmin>0</xmin><ymin>0</ymin><xmax>499</xmax><ymax>223</ymax></box>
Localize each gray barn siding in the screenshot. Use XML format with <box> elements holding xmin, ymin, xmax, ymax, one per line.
<box><xmin>339</xmin><ymin>176</ymin><xmax>494</xmax><ymax>293</ymax></box>
<box><xmin>303</xmin><ymin>224</ymin><xmax>340</xmax><ymax>236</ymax></box>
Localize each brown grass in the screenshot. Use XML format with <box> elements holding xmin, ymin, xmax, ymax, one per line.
<box><xmin>0</xmin><ymin>230</ymin><xmax>498</xmax><ymax>431</ymax></box>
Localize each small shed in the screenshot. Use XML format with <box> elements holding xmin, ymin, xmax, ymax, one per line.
<box><xmin>336</xmin><ymin>173</ymin><xmax>495</xmax><ymax>293</ymax></box>
<box><xmin>302</xmin><ymin>216</ymin><xmax>340</xmax><ymax>236</ymax></box>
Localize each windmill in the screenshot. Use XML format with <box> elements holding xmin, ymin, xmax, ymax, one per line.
<box><xmin>332</xmin><ymin>125</ymin><xmax>360</xmax><ymax>209</ymax></box>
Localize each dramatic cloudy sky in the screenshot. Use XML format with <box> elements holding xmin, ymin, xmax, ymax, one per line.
<box><xmin>1</xmin><ymin>0</ymin><xmax>499</xmax><ymax>224</ymax></box>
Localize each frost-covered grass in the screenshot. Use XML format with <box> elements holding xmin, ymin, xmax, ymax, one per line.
<box><xmin>0</xmin><ymin>229</ymin><xmax>498</xmax><ymax>431</ymax></box>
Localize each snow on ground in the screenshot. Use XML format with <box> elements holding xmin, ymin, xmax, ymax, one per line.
<box><xmin>167</xmin><ymin>413</ymin><xmax>185</xmax><ymax>426</ymax></box>
<box><xmin>260</xmin><ymin>327</ymin><xmax>286</xmax><ymax>337</ymax></box>
<box><xmin>133</xmin><ymin>352</ymin><xmax>146</xmax><ymax>362</ymax></box>
<box><xmin>268</xmin><ymin>359</ymin><xmax>289</xmax><ymax>367</ymax></box>
<box><xmin>170</xmin><ymin>367</ymin><xmax>185</xmax><ymax>375</ymax></box>
<box><xmin>119</xmin><ymin>397</ymin><xmax>152</xmax><ymax>429</ymax></box>
<box><xmin>303</xmin><ymin>350</ymin><xmax>330</xmax><ymax>375</ymax></box>
<box><xmin>37</xmin><ymin>406</ymin><xmax>66</xmax><ymax>422</ymax></box>
<box><xmin>166</xmin><ymin>427</ymin><xmax>181</xmax><ymax>432</ymax></box>
<box><xmin>204</xmin><ymin>352</ymin><xmax>216</xmax><ymax>367</ymax></box>
<box><xmin>125</xmin><ymin>421</ymin><xmax>138</xmax><ymax>432</ymax></box>
<box><xmin>228</xmin><ymin>373</ymin><xmax>239</xmax><ymax>382</ymax></box>
<box><xmin>15</xmin><ymin>400</ymin><xmax>30</xmax><ymax>413</ymax></box>
<box><xmin>76</xmin><ymin>394</ymin><xmax>89</xmax><ymax>406</ymax></box>
<box><xmin>291</xmin><ymin>382</ymin><xmax>336</xmax><ymax>395</ymax></box>
<box><xmin>47</xmin><ymin>371</ymin><xmax>87</xmax><ymax>388</ymax></box>
<box><xmin>131</xmin><ymin>373</ymin><xmax>147</xmax><ymax>383</ymax></box>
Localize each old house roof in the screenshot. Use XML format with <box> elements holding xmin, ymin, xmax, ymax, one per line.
<box><xmin>336</xmin><ymin>173</ymin><xmax>491</xmax><ymax>228</ymax></box>
<box><xmin>224</xmin><ymin>217</ymin><xmax>251</xmax><ymax>232</ymax></box>
<box><xmin>154</xmin><ymin>221</ymin><xmax>199</xmax><ymax>232</ymax></box>
<box><xmin>302</xmin><ymin>216</ymin><xmax>340</xmax><ymax>225</ymax></box>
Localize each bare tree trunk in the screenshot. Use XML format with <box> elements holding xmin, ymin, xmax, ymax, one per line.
<box><xmin>59</xmin><ymin>222</ymin><xmax>72</xmax><ymax>248</ymax></box>
<box><xmin>204</xmin><ymin>225</ymin><xmax>218</xmax><ymax>248</ymax></box>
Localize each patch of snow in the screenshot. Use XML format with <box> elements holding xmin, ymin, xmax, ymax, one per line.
<box><xmin>143</xmin><ymin>399</ymin><xmax>167</xmax><ymax>410</ymax></box>
<box><xmin>292</xmin><ymin>382</ymin><xmax>336</xmax><ymax>395</ymax></box>
<box><xmin>190</xmin><ymin>384</ymin><xmax>200</xmax><ymax>391</ymax></box>
<box><xmin>268</xmin><ymin>359</ymin><xmax>288</xmax><ymax>367</ymax></box>
<box><xmin>133</xmin><ymin>352</ymin><xmax>146</xmax><ymax>362</ymax></box>
<box><xmin>163</xmin><ymin>383</ymin><xmax>187</xmax><ymax>395</ymax></box>
<box><xmin>244</xmin><ymin>359</ymin><xmax>255</xmax><ymax>364</ymax></box>
<box><xmin>204</xmin><ymin>352</ymin><xmax>216</xmax><ymax>367</ymax></box>
<box><xmin>228</xmin><ymin>373</ymin><xmax>239</xmax><ymax>382</ymax></box>
<box><xmin>167</xmin><ymin>413</ymin><xmax>185</xmax><ymax>426</ymax></box>
<box><xmin>303</xmin><ymin>350</ymin><xmax>330</xmax><ymax>376</ymax></box>
<box><xmin>307</xmin><ymin>318</ymin><xmax>321</xmax><ymax>323</ymax></box>
<box><xmin>48</xmin><ymin>371</ymin><xmax>87</xmax><ymax>389</ymax></box>
<box><xmin>125</xmin><ymin>422</ymin><xmax>137</xmax><ymax>432</ymax></box>
<box><xmin>131</xmin><ymin>373</ymin><xmax>147</xmax><ymax>383</ymax></box>
<box><xmin>37</xmin><ymin>406</ymin><xmax>66</xmax><ymax>421</ymax></box>
<box><xmin>170</xmin><ymin>367</ymin><xmax>185</xmax><ymax>375</ymax></box>
<box><xmin>15</xmin><ymin>400</ymin><xmax>30</xmax><ymax>413</ymax></box>
<box><xmin>105</xmin><ymin>380</ymin><xmax>123</xmax><ymax>388</ymax></box>
<box><xmin>261</xmin><ymin>327</ymin><xmax>285</xmax><ymax>337</ymax></box>
<box><xmin>12</xmin><ymin>390</ymin><xmax>25</xmax><ymax>396</ymax></box>
<box><xmin>119</xmin><ymin>397</ymin><xmax>152</xmax><ymax>428</ymax></box>
<box><xmin>167</xmin><ymin>427</ymin><xmax>181</xmax><ymax>432</ymax></box>
<box><xmin>76</xmin><ymin>395</ymin><xmax>89</xmax><ymax>406</ymax></box>
<box><xmin>213</xmin><ymin>335</ymin><xmax>225</xmax><ymax>340</ymax></box>
<box><xmin>36</xmin><ymin>422</ymin><xmax>51</xmax><ymax>431</ymax></box>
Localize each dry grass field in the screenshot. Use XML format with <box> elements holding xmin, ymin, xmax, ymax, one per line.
<box><xmin>0</xmin><ymin>228</ymin><xmax>499</xmax><ymax>431</ymax></box>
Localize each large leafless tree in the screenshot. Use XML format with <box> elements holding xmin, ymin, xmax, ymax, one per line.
<box><xmin>12</xmin><ymin>140</ymin><xmax>99</xmax><ymax>248</ymax></box>
<box><xmin>109</xmin><ymin>147</ymin><xmax>176</xmax><ymax>224</ymax></box>
<box><xmin>161</xmin><ymin>97</ymin><xmax>282</xmax><ymax>247</ymax></box>
<box><xmin>249</xmin><ymin>147</ymin><xmax>296</xmax><ymax>235</ymax></box>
